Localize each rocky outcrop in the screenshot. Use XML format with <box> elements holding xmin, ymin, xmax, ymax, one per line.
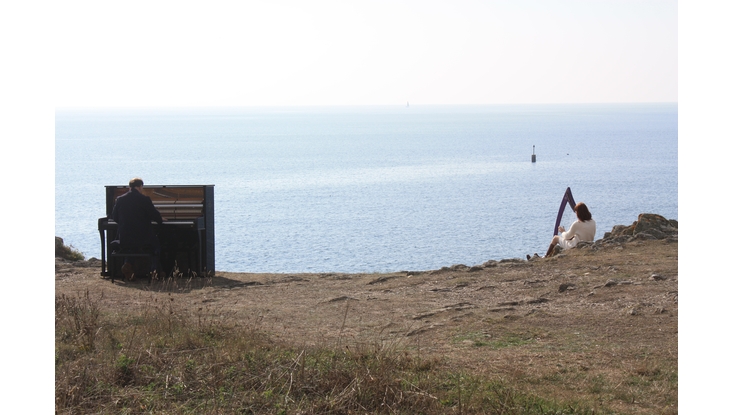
<box><xmin>55</xmin><ymin>236</ymin><xmax>85</xmax><ymax>261</ymax></box>
<box><xmin>600</xmin><ymin>213</ymin><xmax>678</xmax><ymax>244</ymax></box>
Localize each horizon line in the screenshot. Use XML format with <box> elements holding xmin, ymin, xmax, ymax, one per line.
<box><xmin>56</xmin><ymin>101</ymin><xmax>679</xmax><ymax>111</ymax></box>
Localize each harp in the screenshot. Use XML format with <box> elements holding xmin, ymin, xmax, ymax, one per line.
<box><xmin>553</xmin><ymin>187</ymin><xmax>577</xmax><ymax>236</ymax></box>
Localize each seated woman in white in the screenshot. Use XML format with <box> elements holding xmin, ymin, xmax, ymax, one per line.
<box><xmin>545</xmin><ymin>202</ymin><xmax>596</xmax><ymax>257</ymax></box>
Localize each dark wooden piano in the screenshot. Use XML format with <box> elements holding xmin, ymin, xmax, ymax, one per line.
<box><xmin>98</xmin><ymin>185</ymin><xmax>215</xmax><ymax>279</ymax></box>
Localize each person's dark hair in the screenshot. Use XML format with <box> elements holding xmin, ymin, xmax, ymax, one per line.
<box><xmin>574</xmin><ymin>202</ymin><xmax>592</xmax><ymax>222</ymax></box>
<box><xmin>129</xmin><ymin>177</ymin><xmax>144</xmax><ymax>188</ymax></box>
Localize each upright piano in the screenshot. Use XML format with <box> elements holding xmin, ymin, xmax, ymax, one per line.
<box><xmin>98</xmin><ymin>185</ymin><xmax>215</xmax><ymax>279</ymax></box>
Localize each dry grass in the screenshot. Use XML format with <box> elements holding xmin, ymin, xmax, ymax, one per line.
<box><xmin>56</xmin><ymin>238</ymin><xmax>677</xmax><ymax>414</ymax></box>
<box><xmin>56</xmin><ymin>290</ymin><xmax>605</xmax><ymax>414</ymax></box>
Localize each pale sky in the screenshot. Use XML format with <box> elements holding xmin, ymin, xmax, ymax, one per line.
<box><xmin>53</xmin><ymin>0</ymin><xmax>678</xmax><ymax>107</ymax></box>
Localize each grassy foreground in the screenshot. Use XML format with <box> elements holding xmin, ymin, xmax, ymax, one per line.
<box><xmin>57</xmin><ymin>289</ymin><xmax>614</xmax><ymax>414</ymax></box>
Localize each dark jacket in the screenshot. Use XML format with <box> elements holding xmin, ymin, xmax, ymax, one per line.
<box><xmin>111</xmin><ymin>189</ymin><xmax>163</xmax><ymax>250</ymax></box>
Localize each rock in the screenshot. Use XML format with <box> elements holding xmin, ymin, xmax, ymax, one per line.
<box><xmin>498</xmin><ymin>258</ymin><xmax>525</xmax><ymax>264</ymax></box>
<box><xmin>633</xmin><ymin>232</ymin><xmax>656</xmax><ymax>240</ymax></box>
<box><xmin>606</xmin><ymin>235</ymin><xmax>633</xmax><ymax>244</ymax></box>
<box><xmin>645</xmin><ymin>231</ymin><xmax>665</xmax><ymax>240</ymax></box>
<box><xmin>634</xmin><ymin>214</ymin><xmax>677</xmax><ymax>236</ymax></box>
<box><xmin>368</xmin><ymin>276</ymin><xmax>398</xmax><ymax>285</ymax></box>
<box><xmin>55</xmin><ymin>236</ymin><xmax>65</xmax><ymax>252</ymax></box>
<box><xmin>609</xmin><ymin>224</ymin><xmax>635</xmax><ymax>237</ymax></box>
<box><xmin>526</xmin><ymin>253</ymin><xmax>542</xmax><ymax>261</ymax></box>
<box><xmin>559</xmin><ymin>283</ymin><xmax>576</xmax><ymax>293</ymax></box>
<box><xmin>55</xmin><ymin>236</ymin><xmax>84</xmax><ymax>261</ymax></box>
<box><xmin>650</xmin><ymin>274</ymin><xmax>667</xmax><ymax>281</ymax></box>
<box><xmin>602</xmin><ymin>213</ymin><xmax>677</xmax><ymax>243</ymax></box>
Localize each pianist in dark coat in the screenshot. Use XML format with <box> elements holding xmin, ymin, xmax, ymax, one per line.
<box><xmin>112</xmin><ymin>178</ymin><xmax>164</xmax><ymax>276</ymax></box>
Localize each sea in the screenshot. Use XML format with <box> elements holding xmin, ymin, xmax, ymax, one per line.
<box><xmin>55</xmin><ymin>104</ymin><xmax>678</xmax><ymax>273</ymax></box>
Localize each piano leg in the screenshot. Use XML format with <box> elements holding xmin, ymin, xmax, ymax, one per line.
<box><xmin>99</xmin><ymin>227</ymin><xmax>108</xmax><ymax>277</ymax></box>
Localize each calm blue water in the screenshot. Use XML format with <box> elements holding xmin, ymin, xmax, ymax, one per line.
<box><xmin>55</xmin><ymin>104</ymin><xmax>677</xmax><ymax>273</ymax></box>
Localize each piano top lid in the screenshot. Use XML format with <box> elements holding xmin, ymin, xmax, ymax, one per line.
<box><xmin>105</xmin><ymin>184</ymin><xmax>215</xmax><ymax>187</ymax></box>
<box><xmin>108</xmin><ymin>184</ymin><xmax>213</xmax><ymax>196</ymax></box>
<box><xmin>106</xmin><ymin>185</ymin><xmax>214</xmax><ymax>217</ymax></box>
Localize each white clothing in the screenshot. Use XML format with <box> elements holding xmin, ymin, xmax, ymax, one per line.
<box><xmin>558</xmin><ymin>219</ymin><xmax>596</xmax><ymax>249</ymax></box>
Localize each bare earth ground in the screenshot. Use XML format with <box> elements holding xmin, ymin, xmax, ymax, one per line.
<box><xmin>56</xmin><ymin>239</ymin><xmax>678</xmax><ymax>414</ymax></box>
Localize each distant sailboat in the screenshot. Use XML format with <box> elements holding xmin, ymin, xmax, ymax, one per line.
<box><xmin>406</xmin><ymin>101</ymin><xmax>409</xmax><ymax>107</ymax></box>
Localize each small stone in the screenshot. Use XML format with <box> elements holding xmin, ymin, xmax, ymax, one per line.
<box><xmin>559</xmin><ymin>283</ymin><xmax>576</xmax><ymax>293</ymax></box>
<box><xmin>498</xmin><ymin>258</ymin><xmax>525</xmax><ymax>264</ymax></box>
<box><xmin>650</xmin><ymin>274</ymin><xmax>667</xmax><ymax>281</ymax></box>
